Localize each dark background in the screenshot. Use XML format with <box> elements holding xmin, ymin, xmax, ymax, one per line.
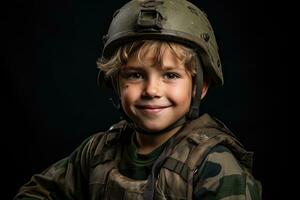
<box><xmin>3</xmin><ymin>0</ymin><xmax>289</xmax><ymax>199</ymax></box>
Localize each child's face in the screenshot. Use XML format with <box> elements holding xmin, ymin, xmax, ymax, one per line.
<box><xmin>119</xmin><ymin>47</ymin><xmax>193</xmax><ymax>132</ymax></box>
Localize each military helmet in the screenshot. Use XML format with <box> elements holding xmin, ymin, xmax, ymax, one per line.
<box><xmin>101</xmin><ymin>0</ymin><xmax>223</xmax><ymax>86</ymax></box>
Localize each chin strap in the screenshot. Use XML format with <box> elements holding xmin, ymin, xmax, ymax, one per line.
<box><xmin>187</xmin><ymin>54</ymin><xmax>203</xmax><ymax>119</ymax></box>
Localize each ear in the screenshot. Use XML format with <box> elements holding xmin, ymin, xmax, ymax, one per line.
<box><xmin>193</xmin><ymin>77</ymin><xmax>211</xmax><ymax>99</ymax></box>
<box><xmin>201</xmin><ymin>78</ymin><xmax>210</xmax><ymax>99</ymax></box>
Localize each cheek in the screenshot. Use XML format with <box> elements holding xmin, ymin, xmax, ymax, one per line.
<box><xmin>169</xmin><ymin>82</ymin><xmax>193</xmax><ymax>105</ymax></box>
<box><xmin>120</xmin><ymin>84</ymin><xmax>139</xmax><ymax>107</ymax></box>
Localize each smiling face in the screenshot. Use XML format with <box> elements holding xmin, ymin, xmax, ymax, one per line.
<box><xmin>119</xmin><ymin>44</ymin><xmax>194</xmax><ymax>132</ymax></box>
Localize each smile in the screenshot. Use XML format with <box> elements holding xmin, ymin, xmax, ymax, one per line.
<box><xmin>135</xmin><ymin>105</ymin><xmax>171</xmax><ymax>115</ymax></box>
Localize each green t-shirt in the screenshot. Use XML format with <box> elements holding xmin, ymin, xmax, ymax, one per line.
<box><xmin>119</xmin><ymin>133</ymin><xmax>167</xmax><ymax>180</ymax></box>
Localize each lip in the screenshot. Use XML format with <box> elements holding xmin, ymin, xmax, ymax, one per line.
<box><xmin>135</xmin><ymin>104</ymin><xmax>171</xmax><ymax>115</ymax></box>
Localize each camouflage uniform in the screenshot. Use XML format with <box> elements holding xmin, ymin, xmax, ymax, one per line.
<box><xmin>14</xmin><ymin>114</ymin><xmax>262</xmax><ymax>200</ymax></box>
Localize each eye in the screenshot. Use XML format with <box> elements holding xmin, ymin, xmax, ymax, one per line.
<box><xmin>164</xmin><ymin>72</ymin><xmax>180</xmax><ymax>79</ymax></box>
<box><xmin>126</xmin><ymin>72</ymin><xmax>144</xmax><ymax>80</ymax></box>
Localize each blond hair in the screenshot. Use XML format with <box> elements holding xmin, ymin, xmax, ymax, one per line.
<box><xmin>97</xmin><ymin>40</ymin><xmax>197</xmax><ymax>77</ymax></box>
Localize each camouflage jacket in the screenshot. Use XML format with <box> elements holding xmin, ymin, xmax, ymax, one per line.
<box><xmin>14</xmin><ymin>113</ymin><xmax>262</xmax><ymax>200</ymax></box>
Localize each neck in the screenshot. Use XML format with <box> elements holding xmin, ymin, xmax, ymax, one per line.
<box><xmin>135</xmin><ymin>126</ymin><xmax>182</xmax><ymax>155</ymax></box>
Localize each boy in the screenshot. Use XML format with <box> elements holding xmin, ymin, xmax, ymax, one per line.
<box><xmin>15</xmin><ymin>0</ymin><xmax>262</xmax><ymax>199</ymax></box>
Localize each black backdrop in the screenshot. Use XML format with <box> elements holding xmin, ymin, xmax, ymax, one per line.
<box><xmin>3</xmin><ymin>0</ymin><xmax>289</xmax><ymax>199</ymax></box>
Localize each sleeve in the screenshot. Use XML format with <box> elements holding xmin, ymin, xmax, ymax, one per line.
<box><xmin>14</xmin><ymin>134</ymin><xmax>100</xmax><ymax>200</ymax></box>
<box><xmin>193</xmin><ymin>145</ymin><xmax>262</xmax><ymax>200</ymax></box>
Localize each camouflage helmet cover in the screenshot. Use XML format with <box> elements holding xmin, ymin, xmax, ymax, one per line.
<box><xmin>101</xmin><ymin>0</ymin><xmax>224</xmax><ymax>86</ymax></box>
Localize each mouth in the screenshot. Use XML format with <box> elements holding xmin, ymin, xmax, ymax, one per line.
<box><xmin>135</xmin><ymin>104</ymin><xmax>171</xmax><ymax>114</ymax></box>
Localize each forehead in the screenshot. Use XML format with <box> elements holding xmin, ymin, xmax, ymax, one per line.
<box><xmin>126</xmin><ymin>46</ymin><xmax>184</xmax><ymax>69</ymax></box>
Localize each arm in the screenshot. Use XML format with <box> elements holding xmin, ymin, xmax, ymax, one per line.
<box><xmin>14</xmin><ymin>135</ymin><xmax>98</xmax><ymax>200</ymax></box>
<box><xmin>193</xmin><ymin>145</ymin><xmax>262</xmax><ymax>200</ymax></box>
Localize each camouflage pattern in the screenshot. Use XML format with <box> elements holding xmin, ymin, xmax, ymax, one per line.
<box><xmin>14</xmin><ymin>114</ymin><xmax>261</xmax><ymax>200</ymax></box>
<box><xmin>193</xmin><ymin>145</ymin><xmax>262</xmax><ymax>200</ymax></box>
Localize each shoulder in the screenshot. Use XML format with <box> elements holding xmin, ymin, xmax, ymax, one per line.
<box><xmin>193</xmin><ymin>145</ymin><xmax>261</xmax><ymax>200</ymax></box>
<box><xmin>195</xmin><ymin>145</ymin><xmax>244</xmax><ymax>182</ymax></box>
<box><xmin>83</xmin><ymin>120</ymin><xmax>129</xmax><ymax>156</ymax></box>
<box><xmin>68</xmin><ymin>120</ymin><xmax>129</xmax><ymax>164</ymax></box>
<box><xmin>207</xmin><ymin>145</ymin><xmax>243</xmax><ymax>171</ymax></box>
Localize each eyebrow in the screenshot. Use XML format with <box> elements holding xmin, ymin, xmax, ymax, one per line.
<box><xmin>120</xmin><ymin>66</ymin><xmax>145</xmax><ymax>73</ymax></box>
<box><xmin>124</xmin><ymin>65</ymin><xmax>186</xmax><ymax>71</ymax></box>
<box><xmin>161</xmin><ymin>65</ymin><xmax>186</xmax><ymax>71</ymax></box>
<box><xmin>123</xmin><ymin>65</ymin><xmax>143</xmax><ymax>70</ymax></box>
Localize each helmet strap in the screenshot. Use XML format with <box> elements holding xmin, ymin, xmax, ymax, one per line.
<box><xmin>109</xmin><ymin>72</ymin><xmax>121</xmax><ymax>110</ymax></box>
<box><xmin>187</xmin><ymin>55</ymin><xmax>203</xmax><ymax>119</ymax></box>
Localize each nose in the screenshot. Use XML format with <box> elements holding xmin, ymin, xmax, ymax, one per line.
<box><xmin>142</xmin><ymin>77</ymin><xmax>161</xmax><ymax>98</ymax></box>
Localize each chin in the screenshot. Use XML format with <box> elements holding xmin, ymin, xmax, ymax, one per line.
<box><xmin>138</xmin><ymin>122</ymin><xmax>168</xmax><ymax>133</ymax></box>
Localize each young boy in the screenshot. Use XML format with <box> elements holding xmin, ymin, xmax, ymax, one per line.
<box><xmin>15</xmin><ymin>0</ymin><xmax>262</xmax><ymax>199</ymax></box>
